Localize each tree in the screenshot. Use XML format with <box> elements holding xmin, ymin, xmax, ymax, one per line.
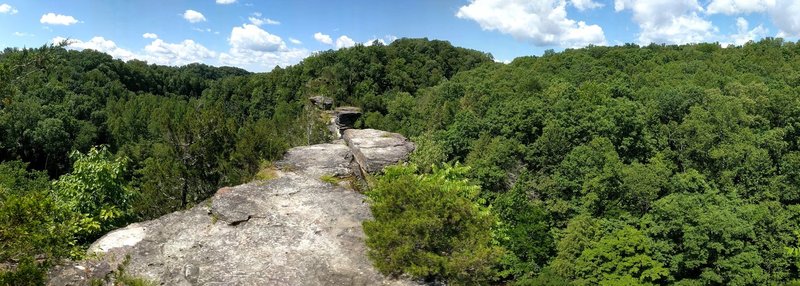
<box><xmin>641</xmin><ymin>192</ymin><xmax>768</xmax><ymax>285</ymax></box>
<box><xmin>0</xmin><ymin>161</ymin><xmax>78</xmax><ymax>284</ymax></box>
<box><xmin>363</xmin><ymin>164</ymin><xmax>504</xmax><ymax>284</ymax></box>
<box><xmin>54</xmin><ymin>146</ymin><xmax>133</xmax><ymax>241</ymax></box>
<box><xmin>573</xmin><ymin>226</ymin><xmax>669</xmax><ymax>285</ymax></box>
<box><xmin>492</xmin><ymin>173</ymin><xmax>554</xmax><ymax>280</ymax></box>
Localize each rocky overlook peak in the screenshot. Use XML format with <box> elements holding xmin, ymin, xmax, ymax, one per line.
<box><xmin>48</xmin><ymin>110</ymin><xmax>416</xmax><ymax>286</ymax></box>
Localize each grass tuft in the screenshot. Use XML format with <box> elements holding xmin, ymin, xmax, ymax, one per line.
<box><xmin>320</xmin><ymin>175</ymin><xmax>341</xmax><ymax>185</ymax></box>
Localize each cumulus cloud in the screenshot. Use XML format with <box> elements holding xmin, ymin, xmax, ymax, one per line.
<box><xmin>569</xmin><ymin>0</ymin><xmax>603</xmax><ymax>11</ymax></box>
<box><xmin>54</xmin><ymin>36</ymin><xmax>216</xmax><ymax>66</ymax></box>
<box><xmin>705</xmin><ymin>0</ymin><xmax>800</xmax><ymax>38</ymax></box>
<box><xmin>52</xmin><ymin>24</ymin><xmax>312</xmax><ymax>72</ymax></box>
<box><xmin>219</xmin><ymin>48</ymin><xmax>309</xmax><ymax>72</ymax></box>
<box><xmin>335</xmin><ymin>35</ymin><xmax>356</xmax><ymax>49</ymax></box>
<box><xmin>221</xmin><ymin>24</ymin><xmax>309</xmax><ymax>71</ymax></box>
<box><xmin>229</xmin><ymin>24</ymin><xmax>285</xmax><ymax>52</ymax></box>
<box><xmin>0</xmin><ymin>3</ymin><xmax>18</xmax><ymax>14</ymax></box>
<box><xmin>40</xmin><ymin>13</ymin><xmax>79</xmax><ymax>25</ymax></box>
<box><xmin>183</xmin><ymin>10</ymin><xmax>206</xmax><ymax>23</ymax></box>
<box><xmin>730</xmin><ymin>17</ymin><xmax>768</xmax><ymax>45</ymax></box>
<box><xmin>314</xmin><ymin>32</ymin><xmax>333</xmax><ymax>45</ymax></box>
<box><xmin>614</xmin><ymin>0</ymin><xmax>715</xmax><ymax>45</ymax></box>
<box><xmin>216</xmin><ymin>0</ymin><xmax>236</xmax><ymax>4</ymax></box>
<box><xmin>768</xmin><ymin>0</ymin><xmax>800</xmax><ymax>37</ymax></box>
<box><xmin>143</xmin><ymin>39</ymin><xmax>216</xmax><ymax>65</ymax></box>
<box><xmin>289</xmin><ymin>38</ymin><xmax>302</xmax><ymax>44</ymax></box>
<box><xmin>456</xmin><ymin>0</ymin><xmax>606</xmax><ymax>47</ymax></box>
<box><xmin>53</xmin><ymin>36</ymin><xmax>137</xmax><ymax>61</ymax></box>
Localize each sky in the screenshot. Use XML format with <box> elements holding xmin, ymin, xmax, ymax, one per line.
<box><xmin>1</xmin><ymin>0</ymin><xmax>798</xmax><ymax>72</ymax></box>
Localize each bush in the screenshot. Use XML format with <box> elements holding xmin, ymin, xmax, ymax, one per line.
<box><xmin>363</xmin><ymin>163</ymin><xmax>504</xmax><ymax>284</ymax></box>
<box><xmin>0</xmin><ymin>161</ymin><xmax>78</xmax><ymax>284</ymax></box>
<box><xmin>54</xmin><ymin>146</ymin><xmax>134</xmax><ymax>242</ymax></box>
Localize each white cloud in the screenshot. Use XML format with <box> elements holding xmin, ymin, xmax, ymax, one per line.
<box><xmin>249</xmin><ymin>16</ymin><xmax>279</xmax><ymax>26</ymax></box>
<box><xmin>54</xmin><ymin>36</ymin><xmax>137</xmax><ymax>61</ymax></box>
<box><xmin>0</xmin><ymin>3</ymin><xmax>18</xmax><ymax>14</ymax></box>
<box><xmin>51</xmin><ymin>24</ymin><xmax>312</xmax><ymax>72</ymax></box>
<box><xmin>769</xmin><ymin>0</ymin><xmax>800</xmax><ymax>37</ymax></box>
<box><xmin>614</xmin><ymin>0</ymin><xmax>715</xmax><ymax>45</ymax></box>
<box><xmin>455</xmin><ymin>0</ymin><xmax>606</xmax><ymax>47</ymax></box>
<box><xmin>143</xmin><ymin>39</ymin><xmax>216</xmax><ymax>65</ymax></box>
<box><xmin>730</xmin><ymin>17</ymin><xmax>767</xmax><ymax>45</ymax></box>
<box><xmin>314</xmin><ymin>32</ymin><xmax>333</xmax><ymax>45</ymax></box>
<box><xmin>221</xmin><ymin>24</ymin><xmax>309</xmax><ymax>71</ymax></box>
<box><xmin>364</xmin><ymin>39</ymin><xmax>386</xmax><ymax>46</ymax></box>
<box><xmin>40</xmin><ymin>13</ymin><xmax>79</xmax><ymax>25</ymax></box>
<box><xmin>364</xmin><ymin>35</ymin><xmax>398</xmax><ymax>46</ymax></box>
<box><xmin>569</xmin><ymin>0</ymin><xmax>603</xmax><ymax>11</ymax></box>
<box><xmin>216</xmin><ymin>0</ymin><xmax>236</xmax><ymax>4</ymax></box>
<box><xmin>13</xmin><ymin>32</ymin><xmax>33</xmax><ymax>37</ymax></box>
<box><xmin>219</xmin><ymin>48</ymin><xmax>309</xmax><ymax>72</ymax></box>
<box><xmin>705</xmin><ymin>0</ymin><xmax>800</xmax><ymax>38</ymax></box>
<box><xmin>289</xmin><ymin>37</ymin><xmax>302</xmax><ymax>44</ymax></box>
<box><xmin>142</xmin><ymin>33</ymin><xmax>158</xmax><ymax>39</ymax></box>
<box><xmin>54</xmin><ymin>35</ymin><xmax>216</xmax><ymax>66</ymax></box>
<box><xmin>335</xmin><ymin>35</ymin><xmax>356</xmax><ymax>49</ymax></box>
<box><xmin>229</xmin><ymin>24</ymin><xmax>285</xmax><ymax>52</ymax></box>
<box><xmin>706</xmin><ymin>0</ymin><xmax>773</xmax><ymax>15</ymax></box>
<box><xmin>183</xmin><ymin>10</ymin><xmax>206</xmax><ymax>23</ymax></box>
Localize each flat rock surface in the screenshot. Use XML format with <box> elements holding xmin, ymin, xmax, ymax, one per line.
<box><xmin>49</xmin><ymin>141</ymin><xmax>414</xmax><ymax>286</ymax></box>
<box><xmin>275</xmin><ymin>143</ymin><xmax>353</xmax><ymax>178</ymax></box>
<box><xmin>343</xmin><ymin>129</ymin><xmax>416</xmax><ymax>174</ymax></box>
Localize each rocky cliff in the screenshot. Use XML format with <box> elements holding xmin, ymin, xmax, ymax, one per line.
<box><xmin>48</xmin><ymin>108</ymin><xmax>417</xmax><ymax>285</ymax></box>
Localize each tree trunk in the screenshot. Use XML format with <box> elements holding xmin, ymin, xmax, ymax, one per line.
<box><xmin>181</xmin><ymin>177</ymin><xmax>188</xmax><ymax>208</ymax></box>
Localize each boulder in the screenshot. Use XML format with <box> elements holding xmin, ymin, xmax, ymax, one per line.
<box><xmin>47</xmin><ymin>260</ymin><xmax>113</xmax><ymax>286</ymax></box>
<box><xmin>343</xmin><ymin>129</ymin><xmax>416</xmax><ymax>175</ymax></box>
<box><xmin>309</xmin><ymin>95</ymin><xmax>334</xmax><ymax>110</ymax></box>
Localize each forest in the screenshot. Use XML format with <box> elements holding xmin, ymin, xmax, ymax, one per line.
<box><xmin>3</xmin><ymin>37</ymin><xmax>800</xmax><ymax>285</ymax></box>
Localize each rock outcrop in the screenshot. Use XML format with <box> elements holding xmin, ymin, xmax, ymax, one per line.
<box><xmin>309</xmin><ymin>95</ymin><xmax>333</xmax><ymax>110</ymax></box>
<box><xmin>332</xmin><ymin>106</ymin><xmax>362</xmax><ymax>138</ymax></box>
<box><xmin>344</xmin><ymin>129</ymin><xmax>416</xmax><ymax>175</ymax></box>
<box><xmin>48</xmin><ymin>126</ymin><xmax>415</xmax><ymax>286</ymax></box>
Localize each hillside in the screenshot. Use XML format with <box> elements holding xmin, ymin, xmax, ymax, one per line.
<box><xmin>4</xmin><ymin>38</ymin><xmax>800</xmax><ymax>285</ymax></box>
<box><xmin>0</xmin><ymin>39</ymin><xmax>492</xmax><ymax>284</ymax></box>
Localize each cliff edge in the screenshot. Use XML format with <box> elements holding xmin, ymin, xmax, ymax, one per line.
<box><xmin>48</xmin><ymin>107</ymin><xmax>417</xmax><ymax>286</ymax></box>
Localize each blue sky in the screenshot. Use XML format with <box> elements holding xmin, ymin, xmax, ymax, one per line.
<box><xmin>1</xmin><ymin>0</ymin><xmax>798</xmax><ymax>72</ymax></box>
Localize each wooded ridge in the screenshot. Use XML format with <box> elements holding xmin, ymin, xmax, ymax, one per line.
<box><xmin>4</xmin><ymin>38</ymin><xmax>800</xmax><ymax>285</ymax></box>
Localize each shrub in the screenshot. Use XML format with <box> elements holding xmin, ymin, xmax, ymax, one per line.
<box><xmin>54</xmin><ymin>146</ymin><xmax>134</xmax><ymax>242</ymax></box>
<box><xmin>363</xmin><ymin>163</ymin><xmax>504</xmax><ymax>284</ymax></box>
<box><xmin>0</xmin><ymin>161</ymin><xmax>78</xmax><ymax>284</ymax></box>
